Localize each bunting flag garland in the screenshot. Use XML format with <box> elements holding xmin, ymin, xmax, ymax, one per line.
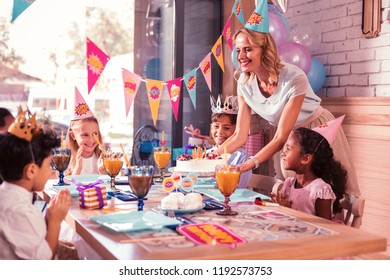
<box><xmin>222</xmin><ymin>15</ymin><xmax>233</xmax><ymax>50</ymax></box>
<box><xmin>232</xmin><ymin>0</ymin><xmax>245</xmax><ymax>25</ymax></box>
<box><xmin>11</xmin><ymin>0</ymin><xmax>36</xmax><ymax>23</ymax></box>
<box><xmin>199</xmin><ymin>53</ymin><xmax>212</xmax><ymax>93</ymax></box>
<box><xmin>122</xmin><ymin>68</ymin><xmax>141</xmax><ymax>117</ymax></box>
<box><xmin>145</xmin><ymin>79</ymin><xmax>165</xmax><ymax>126</ymax></box>
<box><xmin>166</xmin><ymin>78</ymin><xmax>182</xmax><ymax>122</ymax></box>
<box><xmin>86</xmin><ymin>37</ymin><xmax>111</xmax><ymax>94</ymax></box>
<box><xmin>212</xmin><ymin>36</ymin><xmax>225</xmax><ymax>72</ymax></box>
<box><xmin>183</xmin><ymin>68</ymin><xmax>198</xmax><ymax>109</ymax></box>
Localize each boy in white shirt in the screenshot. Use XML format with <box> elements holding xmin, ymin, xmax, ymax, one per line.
<box><xmin>0</xmin><ymin>109</ymin><xmax>70</xmax><ymax>259</ymax></box>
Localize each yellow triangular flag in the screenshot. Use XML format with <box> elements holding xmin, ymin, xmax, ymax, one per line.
<box><xmin>212</xmin><ymin>36</ymin><xmax>225</xmax><ymax>72</ymax></box>
<box><xmin>145</xmin><ymin>79</ymin><xmax>165</xmax><ymax>125</ymax></box>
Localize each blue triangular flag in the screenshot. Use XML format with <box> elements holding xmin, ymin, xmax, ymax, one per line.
<box><xmin>11</xmin><ymin>0</ymin><xmax>36</xmax><ymax>23</ymax></box>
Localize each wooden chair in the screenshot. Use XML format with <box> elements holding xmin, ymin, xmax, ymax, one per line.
<box><xmin>339</xmin><ymin>195</ymin><xmax>365</xmax><ymax>229</ymax></box>
<box><xmin>248</xmin><ymin>174</ymin><xmax>283</xmax><ymax>197</ymax></box>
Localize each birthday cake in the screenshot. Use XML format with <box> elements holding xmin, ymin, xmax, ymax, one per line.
<box><xmin>161</xmin><ymin>192</ymin><xmax>203</xmax><ymax>210</ymax></box>
<box><xmin>175</xmin><ymin>153</ymin><xmax>227</xmax><ymax>173</ymax></box>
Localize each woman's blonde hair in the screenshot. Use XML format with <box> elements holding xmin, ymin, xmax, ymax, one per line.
<box><xmin>233</xmin><ymin>28</ymin><xmax>284</xmax><ymax>85</ymax></box>
<box><xmin>65</xmin><ymin>117</ymin><xmax>102</xmax><ymax>173</ymax></box>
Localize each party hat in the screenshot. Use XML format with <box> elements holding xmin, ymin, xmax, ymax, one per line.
<box><xmin>312</xmin><ymin>115</ymin><xmax>345</xmax><ymax>145</ymax></box>
<box><xmin>8</xmin><ymin>109</ymin><xmax>40</xmax><ymax>142</ymax></box>
<box><xmin>245</xmin><ymin>0</ymin><xmax>269</xmax><ymax>33</ymax></box>
<box><xmin>73</xmin><ymin>87</ymin><xmax>94</xmax><ymax>120</ymax></box>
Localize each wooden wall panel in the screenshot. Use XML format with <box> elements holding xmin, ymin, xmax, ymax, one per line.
<box><xmin>322</xmin><ymin>97</ymin><xmax>390</xmax><ymax>256</ymax></box>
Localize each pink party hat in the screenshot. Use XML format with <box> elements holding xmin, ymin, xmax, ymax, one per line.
<box><xmin>73</xmin><ymin>87</ymin><xmax>94</xmax><ymax>120</ymax></box>
<box><xmin>312</xmin><ymin>115</ymin><xmax>345</xmax><ymax>145</ymax></box>
<box><xmin>245</xmin><ymin>0</ymin><xmax>269</xmax><ymax>33</ymax></box>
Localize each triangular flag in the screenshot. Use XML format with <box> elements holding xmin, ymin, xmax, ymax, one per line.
<box><xmin>199</xmin><ymin>53</ymin><xmax>212</xmax><ymax>93</ymax></box>
<box><xmin>232</xmin><ymin>0</ymin><xmax>245</xmax><ymax>25</ymax></box>
<box><xmin>222</xmin><ymin>15</ymin><xmax>233</xmax><ymax>50</ymax></box>
<box><xmin>86</xmin><ymin>37</ymin><xmax>110</xmax><ymax>94</ymax></box>
<box><xmin>183</xmin><ymin>68</ymin><xmax>198</xmax><ymax>109</ymax></box>
<box><xmin>121</xmin><ymin>68</ymin><xmax>141</xmax><ymax>118</ymax></box>
<box><xmin>145</xmin><ymin>79</ymin><xmax>164</xmax><ymax>126</ymax></box>
<box><xmin>73</xmin><ymin>86</ymin><xmax>94</xmax><ymax>120</ymax></box>
<box><xmin>11</xmin><ymin>0</ymin><xmax>36</xmax><ymax>23</ymax></box>
<box><xmin>166</xmin><ymin>78</ymin><xmax>182</xmax><ymax>122</ymax></box>
<box><xmin>245</xmin><ymin>0</ymin><xmax>269</xmax><ymax>33</ymax></box>
<box><xmin>212</xmin><ymin>36</ymin><xmax>225</xmax><ymax>72</ymax></box>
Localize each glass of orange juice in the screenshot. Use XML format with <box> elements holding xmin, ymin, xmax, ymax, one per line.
<box><xmin>153</xmin><ymin>147</ymin><xmax>171</xmax><ymax>182</ymax></box>
<box><xmin>103</xmin><ymin>152</ymin><xmax>123</xmax><ymax>191</ymax></box>
<box><xmin>215</xmin><ymin>164</ymin><xmax>241</xmax><ymax>215</ymax></box>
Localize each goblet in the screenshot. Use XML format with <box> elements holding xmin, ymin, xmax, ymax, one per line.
<box><xmin>128</xmin><ymin>165</ymin><xmax>154</xmax><ymax>211</ymax></box>
<box><xmin>103</xmin><ymin>154</ymin><xmax>123</xmax><ymax>191</ymax></box>
<box><xmin>215</xmin><ymin>164</ymin><xmax>241</xmax><ymax>216</ymax></box>
<box><xmin>52</xmin><ymin>148</ymin><xmax>71</xmax><ymax>186</ymax></box>
<box><xmin>153</xmin><ymin>147</ymin><xmax>171</xmax><ymax>183</ymax></box>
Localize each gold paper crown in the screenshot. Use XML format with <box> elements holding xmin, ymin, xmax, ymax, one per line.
<box><xmin>8</xmin><ymin>109</ymin><xmax>40</xmax><ymax>142</ymax></box>
<box><xmin>210</xmin><ymin>95</ymin><xmax>239</xmax><ymax>114</ymax></box>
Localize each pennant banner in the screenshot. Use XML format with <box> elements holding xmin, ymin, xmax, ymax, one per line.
<box><xmin>222</xmin><ymin>15</ymin><xmax>233</xmax><ymax>50</ymax></box>
<box><xmin>199</xmin><ymin>53</ymin><xmax>212</xmax><ymax>93</ymax></box>
<box><xmin>166</xmin><ymin>78</ymin><xmax>182</xmax><ymax>122</ymax></box>
<box><xmin>86</xmin><ymin>37</ymin><xmax>111</xmax><ymax>94</ymax></box>
<box><xmin>183</xmin><ymin>68</ymin><xmax>198</xmax><ymax>109</ymax></box>
<box><xmin>11</xmin><ymin>0</ymin><xmax>36</xmax><ymax>23</ymax></box>
<box><xmin>122</xmin><ymin>68</ymin><xmax>141</xmax><ymax>118</ymax></box>
<box><xmin>232</xmin><ymin>0</ymin><xmax>245</xmax><ymax>25</ymax></box>
<box><xmin>145</xmin><ymin>79</ymin><xmax>165</xmax><ymax>126</ymax></box>
<box><xmin>212</xmin><ymin>36</ymin><xmax>225</xmax><ymax>72</ymax></box>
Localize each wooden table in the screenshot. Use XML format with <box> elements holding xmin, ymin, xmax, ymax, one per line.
<box><xmin>41</xmin><ymin>179</ymin><xmax>387</xmax><ymax>260</ymax></box>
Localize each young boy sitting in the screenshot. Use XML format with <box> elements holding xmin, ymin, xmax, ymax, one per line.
<box><xmin>208</xmin><ymin>112</ymin><xmax>252</xmax><ymax>189</ymax></box>
<box><xmin>0</xmin><ymin>109</ymin><xmax>71</xmax><ymax>260</ymax></box>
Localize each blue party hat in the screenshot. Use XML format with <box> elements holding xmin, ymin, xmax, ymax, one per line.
<box><xmin>245</xmin><ymin>0</ymin><xmax>269</xmax><ymax>33</ymax></box>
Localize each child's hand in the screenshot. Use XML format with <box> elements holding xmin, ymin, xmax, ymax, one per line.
<box><xmin>272</xmin><ymin>190</ymin><xmax>293</xmax><ymax>208</ymax></box>
<box><xmin>98</xmin><ymin>152</ymin><xmax>107</xmax><ymax>174</ymax></box>
<box><xmin>72</xmin><ymin>146</ymin><xmax>84</xmax><ymax>174</ymax></box>
<box><xmin>45</xmin><ymin>188</ymin><xmax>71</xmax><ymax>225</ymax></box>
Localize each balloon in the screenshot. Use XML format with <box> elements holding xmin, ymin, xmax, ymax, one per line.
<box><xmin>269</xmin><ymin>0</ymin><xmax>289</xmax><ymax>13</ymax></box>
<box><xmin>290</xmin><ymin>24</ymin><xmax>321</xmax><ymax>51</ymax></box>
<box><xmin>269</xmin><ymin>11</ymin><xmax>289</xmax><ymax>48</ymax></box>
<box><xmin>231</xmin><ymin>48</ymin><xmax>239</xmax><ymax>69</ymax></box>
<box><xmin>307</xmin><ymin>58</ymin><xmax>326</xmax><ymax>93</ymax></box>
<box><xmin>278</xmin><ymin>42</ymin><xmax>311</xmax><ymax>74</ymax></box>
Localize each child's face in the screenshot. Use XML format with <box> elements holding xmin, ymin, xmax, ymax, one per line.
<box><xmin>210</xmin><ymin>115</ymin><xmax>235</xmax><ymax>146</ymax></box>
<box><xmin>70</xmin><ymin>121</ymin><xmax>100</xmax><ymax>156</ymax></box>
<box><xmin>33</xmin><ymin>156</ymin><xmax>54</xmax><ymax>192</ymax></box>
<box><xmin>281</xmin><ymin>133</ymin><xmax>304</xmax><ymax>171</ymax></box>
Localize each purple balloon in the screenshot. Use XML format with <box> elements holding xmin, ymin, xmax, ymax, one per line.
<box><xmin>278</xmin><ymin>42</ymin><xmax>311</xmax><ymax>73</ymax></box>
<box><xmin>269</xmin><ymin>11</ymin><xmax>289</xmax><ymax>48</ymax></box>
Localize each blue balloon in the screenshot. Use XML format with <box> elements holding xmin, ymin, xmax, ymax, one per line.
<box><xmin>231</xmin><ymin>47</ymin><xmax>239</xmax><ymax>69</ymax></box>
<box><xmin>307</xmin><ymin>58</ymin><xmax>326</xmax><ymax>93</ymax></box>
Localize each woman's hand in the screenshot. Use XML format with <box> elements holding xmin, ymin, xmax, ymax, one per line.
<box><xmin>238</xmin><ymin>160</ymin><xmax>255</xmax><ymax>173</ymax></box>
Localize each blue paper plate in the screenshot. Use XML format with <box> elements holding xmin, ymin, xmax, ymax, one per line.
<box><xmin>198</xmin><ymin>189</ymin><xmax>271</xmax><ymax>203</ymax></box>
<box><xmin>89</xmin><ymin>211</ymin><xmax>183</xmax><ymax>232</ymax></box>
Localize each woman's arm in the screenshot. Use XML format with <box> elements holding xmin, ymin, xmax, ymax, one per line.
<box><xmin>239</xmin><ymin>94</ymin><xmax>305</xmax><ymax>172</ymax></box>
<box><xmin>214</xmin><ymin>96</ymin><xmax>251</xmax><ymax>155</ymax></box>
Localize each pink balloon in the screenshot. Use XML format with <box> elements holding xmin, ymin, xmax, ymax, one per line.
<box><xmin>269</xmin><ymin>12</ymin><xmax>289</xmax><ymax>48</ymax></box>
<box><xmin>278</xmin><ymin>42</ymin><xmax>311</xmax><ymax>74</ymax></box>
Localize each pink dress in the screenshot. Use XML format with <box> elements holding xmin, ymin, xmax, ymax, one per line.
<box><xmin>281</xmin><ymin>177</ymin><xmax>336</xmax><ymax>216</ymax></box>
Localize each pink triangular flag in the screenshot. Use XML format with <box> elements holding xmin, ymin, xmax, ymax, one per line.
<box><xmin>73</xmin><ymin>86</ymin><xmax>94</xmax><ymax>120</ymax></box>
<box><xmin>312</xmin><ymin>115</ymin><xmax>345</xmax><ymax>145</ymax></box>
<box><xmin>222</xmin><ymin>15</ymin><xmax>233</xmax><ymax>50</ymax></box>
<box><xmin>199</xmin><ymin>53</ymin><xmax>212</xmax><ymax>93</ymax></box>
<box><xmin>166</xmin><ymin>78</ymin><xmax>182</xmax><ymax>122</ymax></box>
<box><xmin>212</xmin><ymin>36</ymin><xmax>225</xmax><ymax>72</ymax></box>
<box><xmin>145</xmin><ymin>79</ymin><xmax>165</xmax><ymax>126</ymax></box>
<box><xmin>122</xmin><ymin>68</ymin><xmax>141</xmax><ymax>117</ymax></box>
<box><xmin>86</xmin><ymin>37</ymin><xmax>110</xmax><ymax>94</ymax></box>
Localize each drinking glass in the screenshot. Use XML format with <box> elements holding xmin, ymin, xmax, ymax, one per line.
<box><xmin>128</xmin><ymin>165</ymin><xmax>154</xmax><ymax>211</ymax></box>
<box><xmin>52</xmin><ymin>148</ymin><xmax>71</xmax><ymax>186</ymax></box>
<box><xmin>215</xmin><ymin>164</ymin><xmax>241</xmax><ymax>216</ymax></box>
<box><xmin>153</xmin><ymin>147</ymin><xmax>171</xmax><ymax>183</ymax></box>
<box><xmin>103</xmin><ymin>155</ymin><xmax>123</xmax><ymax>191</ymax></box>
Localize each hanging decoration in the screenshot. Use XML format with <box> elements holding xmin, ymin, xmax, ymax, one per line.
<box><xmin>183</xmin><ymin>68</ymin><xmax>198</xmax><ymax>109</ymax></box>
<box><xmin>166</xmin><ymin>78</ymin><xmax>182</xmax><ymax>122</ymax></box>
<box><xmin>121</xmin><ymin>69</ymin><xmax>142</xmax><ymax>117</ymax></box>
<box><xmin>145</xmin><ymin>79</ymin><xmax>164</xmax><ymax>126</ymax></box>
<box><xmin>211</xmin><ymin>36</ymin><xmax>225</xmax><ymax>72</ymax></box>
<box><xmin>11</xmin><ymin>0</ymin><xmax>36</xmax><ymax>23</ymax></box>
<box><xmin>232</xmin><ymin>0</ymin><xmax>245</xmax><ymax>25</ymax></box>
<box><xmin>222</xmin><ymin>15</ymin><xmax>233</xmax><ymax>50</ymax></box>
<box><xmin>86</xmin><ymin>38</ymin><xmax>111</xmax><ymax>94</ymax></box>
<box><xmin>199</xmin><ymin>53</ymin><xmax>212</xmax><ymax>93</ymax></box>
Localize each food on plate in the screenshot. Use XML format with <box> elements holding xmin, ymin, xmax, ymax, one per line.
<box><xmin>161</xmin><ymin>192</ymin><xmax>203</xmax><ymax>210</ymax></box>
